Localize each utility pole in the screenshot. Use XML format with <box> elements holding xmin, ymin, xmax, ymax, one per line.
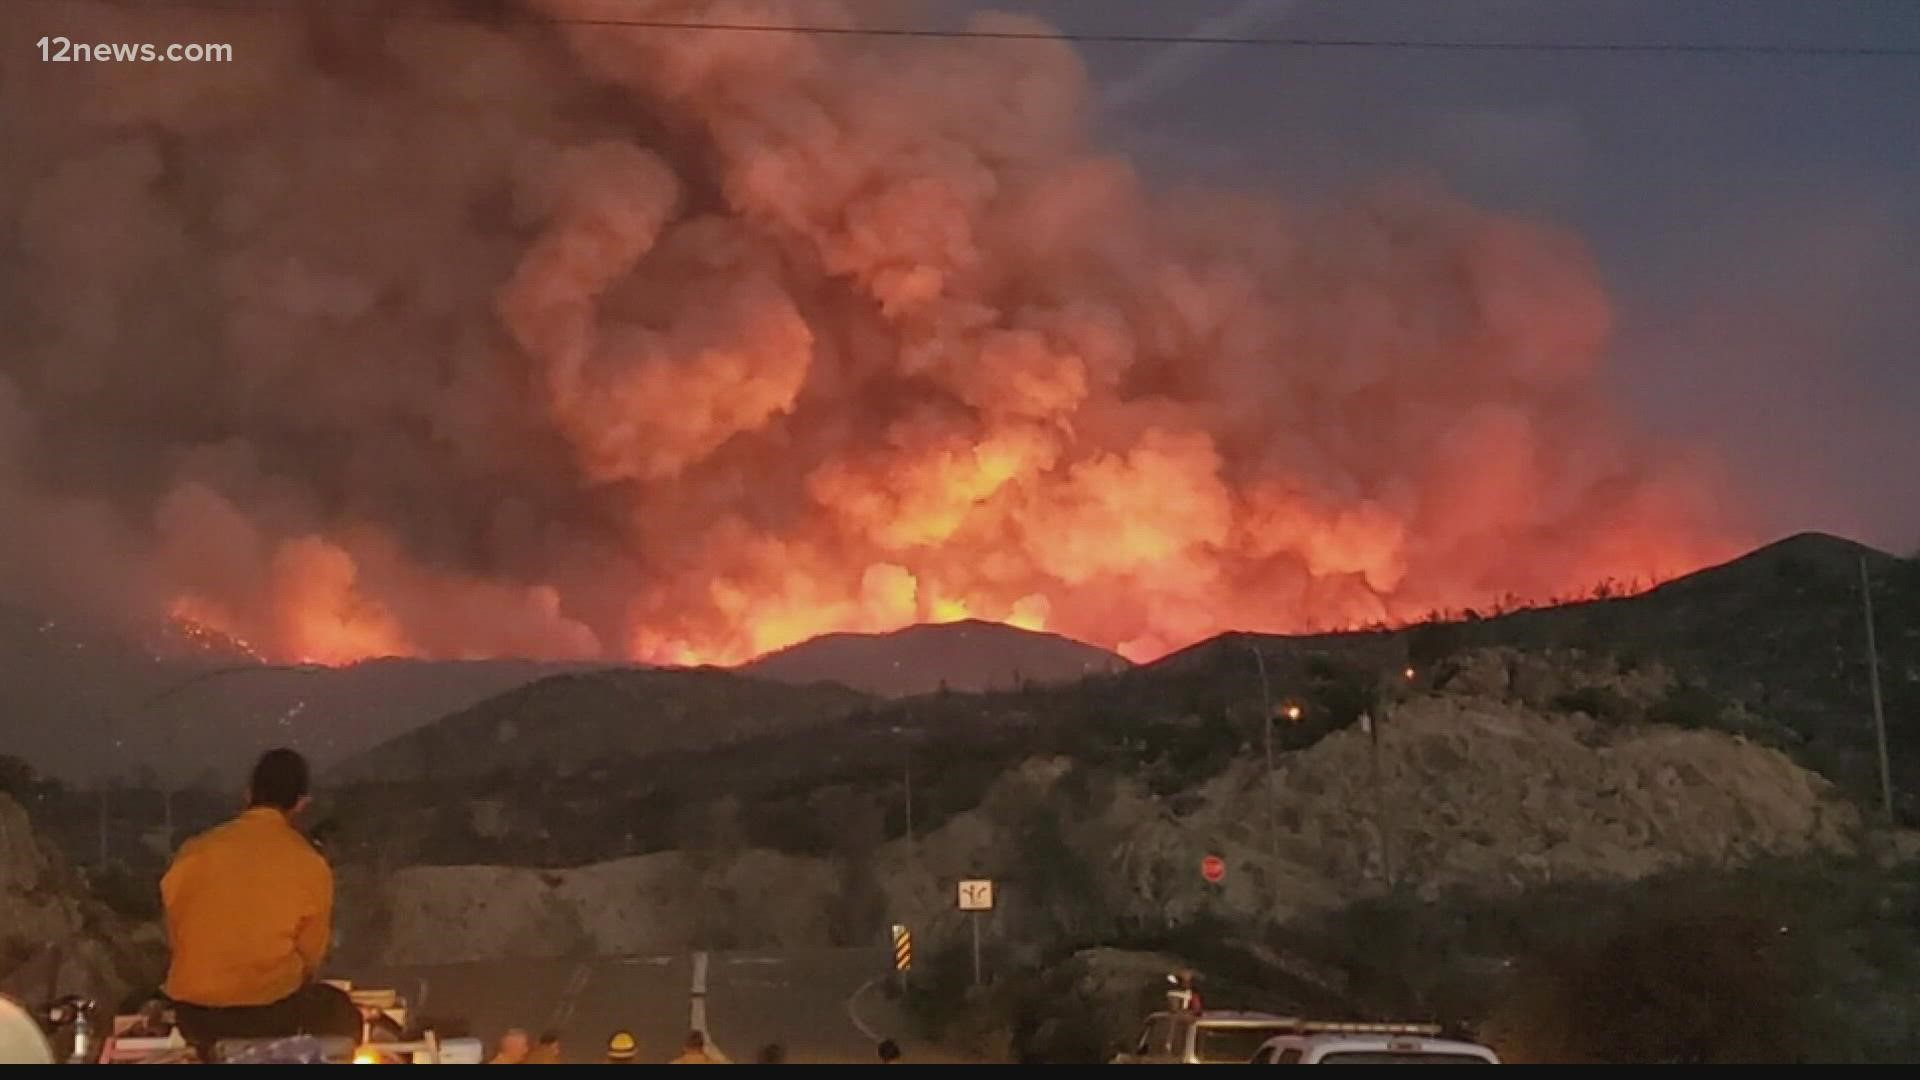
<box><xmin>1366</xmin><ymin>707</ymin><xmax>1394</xmax><ymax>889</ymax></box>
<box><xmin>891</xmin><ymin>723</ymin><xmax>915</xmax><ymax>845</ymax></box>
<box><xmin>1249</xmin><ymin>643</ymin><xmax>1277</xmax><ymax>866</ymax></box>
<box><xmin>1862</xmin><ymin>557</ymin><xmax>1893</xmax><ymax>823</ymax></box>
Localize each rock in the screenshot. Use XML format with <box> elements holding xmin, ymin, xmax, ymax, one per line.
<box><xmin>0</xmin><ymin>793</ymin><xmax>152</xmax><ymax>1007</ymax></box>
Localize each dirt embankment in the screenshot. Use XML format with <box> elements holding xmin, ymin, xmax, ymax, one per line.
<box><xmin>1</xmin><ymin>793</ymin><xmax>158</xmax><ymax>1006</ymax></box>
<box><xmin>339</xmin><ymin>651</ymin><xmax>1858</xmax><ymax>965</ymax></box>
<box><xmin>337</xmin><ymin>848</ymin><xmax>841</xmax><ymax>965</ymax></box>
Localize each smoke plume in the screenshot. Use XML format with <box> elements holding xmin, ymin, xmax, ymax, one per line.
<box><xmin>0</xmin><ymin>0</ymin><xmax>1737</xmax><ymax>664</ymax></box>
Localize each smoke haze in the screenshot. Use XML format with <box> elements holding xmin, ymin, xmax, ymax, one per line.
<box><xmin>0</xmin><ymin>0</ymin><xmax>1737</xmax><ymax>665</ymax></box>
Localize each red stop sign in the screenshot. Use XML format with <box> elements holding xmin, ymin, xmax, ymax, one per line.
<box><xmin>1201</xmin><ymin>854</ymin><xmax>1226</xmax><ymax>883</ymax></box>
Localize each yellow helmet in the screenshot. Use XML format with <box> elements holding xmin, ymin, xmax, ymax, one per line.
<box><xmin>607</xmin><ymin>1031</ymin><xmax>638</xmax><ymax>1060</ymax></box>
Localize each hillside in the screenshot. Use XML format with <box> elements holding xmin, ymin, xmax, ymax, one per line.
<box><xmin>288</xmin><ymin>534</ymin><xmax>1915</xmax><ymax>873</ymax></box>
<box><xmin>329</xmin><ymin>667</ymin><xmax>870</xmax><ymax>786</ymax></box>
<box><xmin>739</xmin><ymin>619</ymin><xmax>1129</xmax><ymax>696</ymax></box>
<box><xmin>333</xmin><ymin>667</ymin><xmax>1858</xmax><ymax>966</ymax></box>
<box><xmin>0</xmin><ymin>609</ymin><xmax>593</xmax><ymax>783</ymax></box>
<box><xmin>1154</xmin><ymin>532</ymin><xmax>1918</xmax><ymax>816</ymax></box>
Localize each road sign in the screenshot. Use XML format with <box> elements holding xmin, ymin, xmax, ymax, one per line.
<box><xmin>891</xmin><ymin>924</ymin><xmax>912</xmax><ymax>972</ymax></box>
<box><xmin>1201</xmin><ymin>854</ymin><xmax>1226</xmax><ymax>884</ymax></box>
<box><xmin>957</xmin><ymin>879</ymin><xmax>994</xmax><ymax>912</ymax></box>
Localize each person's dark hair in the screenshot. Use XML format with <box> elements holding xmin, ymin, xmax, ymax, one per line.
<box><xmin>683</xmin><ymin>1030</ymin><xmax>705</xmax><ymax>1050</ymax></box>
<box><xmin>247</xmin><ymin>748</ymin><xmax>310</xmax><ymax>811</ymax></box>
<box><xmin>538</xmin><ymin>1030</ymin><xmax>561</xmax><ymax>1046</ymax></box>
<box><xmin>877</xmin><ymin>1038</ymin><xmax>901</xmax><ymax>1062</ymax></box>
<box><xmin>755</xmin><ymin>1043</ymin><xmax>786</xmax><ymax>1064</ymax></box>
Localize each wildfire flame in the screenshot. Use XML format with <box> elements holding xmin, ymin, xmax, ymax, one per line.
<box><xmin>2</xmin><ymin>1</ymin><xmax>1741</xmax><ymax>670</ymax></box>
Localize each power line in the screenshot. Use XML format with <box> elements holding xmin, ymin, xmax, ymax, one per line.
<box><xmin>21</xmin><ymin>0</ymin><xmax>1920</xmax><ymax>60</ymax></box>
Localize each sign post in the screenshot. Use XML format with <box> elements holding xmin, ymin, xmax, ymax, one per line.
<box><xmin>957</xmin><ymin>879</ymin><xmax>994</xmax><ymax>987</ymax></box>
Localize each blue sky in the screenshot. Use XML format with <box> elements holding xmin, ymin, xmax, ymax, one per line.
<box><xmin>945</xmin><ymin>0</ymin><xmax>1920</xmax><ymax>552</ymax></box>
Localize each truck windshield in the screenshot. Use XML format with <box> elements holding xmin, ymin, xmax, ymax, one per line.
<box><xmin>1196</xmin><ymin>1027</ymin><xmax>1293</xmax><ymax>1063</ymax></box>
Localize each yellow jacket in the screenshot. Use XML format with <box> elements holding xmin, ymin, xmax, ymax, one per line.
<box><xmin>161</xmin><ymin>807</ymin><xmax>332</xmax><ymax>1007</ymax></box>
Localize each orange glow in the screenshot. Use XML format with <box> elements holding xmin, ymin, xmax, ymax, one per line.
<box><xmin>164</xmin><ymin>529</ymin><xmax>1734</xmax><ymax>670</ymax></box>
<box><xmin>127</xmin><ymin>8</ymin><xmax>1743</xmax><ymax>668</ymax></box>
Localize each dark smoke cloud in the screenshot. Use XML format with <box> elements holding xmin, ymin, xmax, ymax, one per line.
<box><xmin>0</xmin><ymin>0</ymin><xmax>1737</xmax><ymax>665</ymax></box>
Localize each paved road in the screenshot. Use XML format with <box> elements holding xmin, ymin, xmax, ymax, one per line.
<box><xmin>357</xmin><ymin>947</ymin><xmax>974</xmax><ymax>1065</ymax></box>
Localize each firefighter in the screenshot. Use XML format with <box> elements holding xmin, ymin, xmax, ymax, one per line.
<box><xmin>160</xmin><ymin>749</ymin><xmax>359</xmax><ymax>1051</ymax></box>
<box><xmin>605</xmin><ymin>1030</ymin><xmax>638</xmax><ymax>1064</ymax></box>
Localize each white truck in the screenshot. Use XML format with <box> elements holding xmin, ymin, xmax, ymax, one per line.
<box><xmin>1112</xmin><ymin>1011</ymin><xmax>1311</xmax><ymax>1065</ymax></box>
<box><xmin>1250</xmin><ymin>1022</ymin><xmax>1500</xmax><ymax>1065</ymax></box>
<box><xmin>1113</xmin><ymin>1012</ymin><xmax>1498</xmax><ymax>1065</ymax></box>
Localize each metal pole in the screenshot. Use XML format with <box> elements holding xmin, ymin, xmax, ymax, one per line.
<box><xmin>1250</xmin><ymin>643</ymin><xmax>1277</xmax><ymax>865</ymax></box>
<box><xmin>1370</xmin><ymin>709</ymin><xmax>1394</xmax><ymax>889</ymax></box>
<box><xmin>1862</xmin><ymin>557</ymin><xmax>1893</xmax><ymax>822</ymax></box>
<box><xmin>970</xmin><ymin>913</ymin><xmax>982</xmax><ymax>988</ymax></box>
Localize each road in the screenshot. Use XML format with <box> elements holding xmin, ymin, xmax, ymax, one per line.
<box><xmin>357</xmin><ymin>947</ymin><xmax>977</xmax><ymax>1065</ymax></box>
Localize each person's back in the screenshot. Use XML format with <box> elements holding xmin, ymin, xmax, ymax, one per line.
<box><xmin>489</xmin><ymin>1028</ymin><xmax>530</xmax><ymax>1065</ymax></box>
<box><xmin>524</xmin><ymin>1030</ymin><xmax>562</xmax><ymax>1064</ymax></box>
<box><xmin>163</xmin><ymin>812</ymin><xmax>331</xmax><ymax>1007</ymax></box>
<box><xmin>161</xmin><ymin>749</ymin><xmax>356</xmax><ymax>1051</ymax></box>
<box><xmin>668</xmin><ymin>1030</ymin><xmax>715</xmax><ymax>1064</ymax></box>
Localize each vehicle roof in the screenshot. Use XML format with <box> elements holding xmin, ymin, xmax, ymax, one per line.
<box><xmin>1258</xmin><ymin>1034</ymin><xmax>1499</xmax><ymax>1058</ymax></box>
<box><xmin>1151</xmin><ymin>1010</ymin><xmax>1290</xmax><ymax>1027</ymax></box>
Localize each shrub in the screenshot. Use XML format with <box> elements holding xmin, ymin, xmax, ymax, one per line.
<box><xmin>1407</xmin><ymin>620</ymin><xmax>1466</xmax><ymax>669</ymax></box>
<box><xmin>1647</xmin><ymin>683</ymin><xmax>1726</xmax><ymax>730</ymax></box>
<box><xmin>1485</xmin><ymin>906</ymin><xmax>1802</xmax><ymax>1063</ymax></box>
<box><xmin>1549</xmin><ymin>686</ymin><xmax>1638</xmax><ymax>723</ymax></box>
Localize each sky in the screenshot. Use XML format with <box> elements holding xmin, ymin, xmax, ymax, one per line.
<box><xmin>950</xmin><ymin>0</ymin><xmax>1920</xmax><ymax>553</ymax></box>
<box><xmin>0</xmin><ymin>0</ymin><xmax>1913</xmax><ymax>666</ymax></box>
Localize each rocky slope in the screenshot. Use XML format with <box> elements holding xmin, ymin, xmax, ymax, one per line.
<box><xmin>869</xmin><ymin>694</ymin><xmax>1855</xmax><ymax>956</ymax></box>
<box><xmin>0</xmin><ymin>793</ymin><xmax>156</xmax><ymax>1007</ymax></box>
<box><xmin>341</xmin><ymin>649</ymin><xmax>1857</xmax><ymax>964</ymax></box>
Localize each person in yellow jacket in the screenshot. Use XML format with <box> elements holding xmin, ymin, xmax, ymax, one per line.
<box><xmin>161</xmin><ymin>749</ymin><xmax>359</xmax><ymax>1052</ymax></box>
<box><xmin>668</xmin><ymin>1030</ymin><xmax>718</xmax><ymax>1064</ymax></box>
<box><xmin>605</xmin><ymin>1030</ymin><xmax>639</xmax><ymax>1063</ymax></box>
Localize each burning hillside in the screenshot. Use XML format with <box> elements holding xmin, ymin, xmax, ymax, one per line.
<box><xmin>0</xmin><ymin>0</ymin><xmax>1737</xmax><ymax>666</ymax></box>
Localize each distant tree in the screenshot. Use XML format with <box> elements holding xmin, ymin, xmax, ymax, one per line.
<box><xmin>0</xmin><ymin>753</ymin><xmax>41</xmax><ymax>798</ymax></box>
<box><xmin>1549</xmin><ymin>686</ymin><xmax>1638</xmax><ymax>724</ymax></box>
<box><xmin>1647</xmin><ymin>683</ymin><xmax>1726</xmax><ymax>730</ymax></box>
<box><xmin>1407</xmin><ymin>620</ymin><xmax>1465</xmax><ymax>669</ymax></box>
